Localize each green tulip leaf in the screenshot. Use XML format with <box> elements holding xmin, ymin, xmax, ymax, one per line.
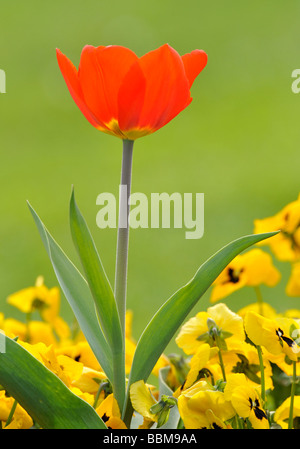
<box><xmin>69</xmin><ymin>189</ymin><xmax>125</xmax><ymax>411</ymax></box>
<box><xmin>69</xmin><ymin>188</ymin><xmax>123</xmax><ymax>356</ymax></box>
<box><xmin>28</xmin><ymin>202</ymin><xmax>113</xmax><ymax>382</ymax></box>
<box><xmin>126</xmin><ymin>231</ymin><xmax>279</xmax><ymax>408</ymax></box>
<box><xmin>0</xmin><ymin>336</ymin><xmax>106</xmax><ymax>429</ymax></box>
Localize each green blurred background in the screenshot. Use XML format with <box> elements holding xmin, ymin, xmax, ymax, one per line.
<box><xmin>1</xmin><ymin>0</ymin><xmax>300</xmax><ymax>352</ymax></box>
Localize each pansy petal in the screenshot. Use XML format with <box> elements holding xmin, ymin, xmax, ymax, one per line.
<box><xmin>182</xmin><ymin>50</ymin><xmax>208</xmax><ymax>88</ymax></box>
<box><xmin>130</xmin><ymin>380</ymin><xmax>157</xmax><ymax>421</ymax></box>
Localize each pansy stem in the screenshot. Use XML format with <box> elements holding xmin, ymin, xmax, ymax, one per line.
<box><xmin>256</xmin><ymin>345</ymin><xmax>265</xmax><ymax>403</ymax></box>
<box><xmin>254</xmin><ymin>286</ymin><xmax>264</xmax><ymax>316</ymax></box>
<box><xmin>218</xmin><ymin>348</ymin><xmax>226</xmax><ymax>382</ymax></box>
<box><xmin>114</xmin><ymin>139</ymin><xmax>134</xmax><ymax>335</ymax></box>
<box><xmin>288</xmin><ymin>361</ymin><xmax>297</xmax><ymax>429</ymax></box>
<box><xmin>5</xmin><ymin>399</ymin><xmax>18</xmax><ymax>427</ymax></box>
<box><xmin>234</xmin><ymin>414</ymin><xmax>241</xmax><ymax>429</ymax></box>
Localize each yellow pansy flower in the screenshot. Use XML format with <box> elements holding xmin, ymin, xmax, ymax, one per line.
<box><xmin>69</xmin><ymin>387</ymin><xmax>95</xmax><ymax>407</ymax></box>
<box><xmin>40</xmin><ymin>345</ymin><xmax>70</xmax><ymax>385</ymax></box>
<box><xmin>56</xmin><ymin>341</ymin><xmax>102</xmax><ymax>371</ymax></box>
<box><xmin>4</xmin><ymin>417</ymin><xmax>32</xmax><ymax>430</ymax></box>
<box><xmin>263</xmin><ymin>351</ymin><xmax>296</xmax><ymax>377</ymax></box>
<box><xmin>274</xmin><ymin>396</ymin><xmax>300</xmax><ymax>429</ymax></box>
<box><xmin>152</xmin><ymin>353</ymin><xmax>171</xmax><ymax>378</ymax></box>
<box><xmin>224</xmin><ymin>373</ymin><xmax>269</xmax><ymax>429</ymax></box>
<box><xmin>124</xmin><ymin>310</ymin><xmax>170</xmax><ymax>377</ymax></box>
<box><xmin>56</xmin><ymin>354</ymin><xmax>84</xmax><ymax>386</ymax></box>
<box><xmin>283</xmin><ymin>309</ymin><xmax>300</xmax><ymax>320</ymax></box>
<box><xmin>96</xmin><ymin>394</ymin><xmax>127</xmax><ymax>429</ymax></box>
<box><xmin>124</xmin><ymin>309</ymin><xmax>137</xmax><ymax>373</ymax></box>
<box><xmin>1</xmin><ymin>318</ymin><xmax>27</xmax><ymax>341</ymax></box>
<box><xmin>178</xmin><ymin>380</ymin><xmax>235</xmax><ymax>429</ymax></box>
<box><xmin>254</xmin><ymin>194</ymin><xmax>300</xmax><ymax>262</ymax></box>
<box><xmin>286</xmin><ymin>262</ymin><xmax>300</xmax><ymax>297</ymax></box>
<box><xmin>238</xmin><ymin>301</ymin><xmax>277</xmax><ymax>319</ymax></box>
<box><xmin>163</xmin><ymin>354</ymin><xmax>191</xmax><ymax>392</ymax></box>
<box><xmin>125</xmin><ymin>337</ymin><xmax>136</xmax><ymax>375</ymax></box>
<box><xmin>176</xmin><ymin>303</ymin><xmax>245</xmax><ymax>355</ymax></box>
<box><xmin>18</xmin><ymin>341</ymin><xmax>48</xmax><ymax>364</ymax></box>
<box><xmin>244</xmin><ymin>311</ymin><xmax>300</xmax><ymax>362</ymax></box>
<box><xmin>27</xmin><ymin>321</ymin><xmax>57</xmax><ymax>346</ymax></box>
<box><xmin>209</xmin><ymin>342</ymin><xmax>274</xmax><ymax>391</ymax></box>
<box><xmin>130</xmin><ymin>380</ymin><xmax>158</xmax><ymax>424</ymax></box>
<box><xmin>210</xmin><ymin>249</ymin><xmax>280</xmax><ymax>303</ymax></box>
<box><xmin>35</xmin><ymin>344</ymin><xmax>85</xmax><ymax>391</ymax></box>
<box><xmin>176</xmin><ymin>359</ymin><xmax>223</xmax><ymax>401</ymax></box>
<box><xmin>44</xmin><ymin>347</ymin><xmax>98</xmax><ymax>401</ymax></box>
<box><xmin>0</xmin><ymin>316</ymin><xmax>68</xmax><ymax>347</ymax></box>
<box><xmin>6</xmin><ymin>277</ymin><xmax>71</xmax><ymax>345</ymax></box>
<box><xmin>130</xmin><ymin>380</ymin><xmax>178</xmax><ymax>428</ymax></box>
<box><xmin>53</xmin><ymin>316</ymin><xmax>71</xmax><ymax>342</ymax></box>
<box><xmin>71</xmin><ymin>367</ymin><xmax>107</xmax><ymax>394</ymax></box>
<box><xmin>180</xmin><ymin>344</ymin><xmax>219</xmax><ymax>392</ymax></box>
<box><xmin>39</xmin><ymin>283</ymin><xmax>60</xmax><ymax>324</ymax></box>
<box><xmin>204</xmin><ymin>409</ymin><xmax>232</xmax><ymax>429</ymax></box>
<box><xmin>18</xmin><ymin>340</ymin><xmax>103</xmax><ymax>405</ymax></box>
<box><xmin>0</xmin><ymin>391</ymin><xmax>33</xmax><ymax>429</ymax></box>
<box><xmin>0</xmin><ymin>391</ymin><xmax>13</xmax><ymax>423</ymax></box>
<box><xmin>7</xmin><ymin>277</ymin><xmax>60</xmax><ymax>323</ymax></box>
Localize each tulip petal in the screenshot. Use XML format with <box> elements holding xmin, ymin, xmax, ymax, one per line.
<box><xmin>138</xmin><ymin>44</ymin><xmax>191</xmax><ymax>131</ymax></box>
<box><xmin>57</xmin><ymin>44</ymin><xmax>207</xmax><ymax>139</ymax></box>
<box><xmin>78</xmin><ymin>45</ymin><xmax>139</xmax><ymax>125</ymax></box>
<box><xmin>117</xmin><ymin>60</ymin><xmax>146</xmax><ymax>131</ymax></box>
<box><xmin>56</xmin><ymin>49</ymin><xmax>105</xmax><ymax>129</ymax></box>
<box><xmin>182</xmin><ymin>50</ymin><xmax>208</xmax><ymax>88</ymax></box>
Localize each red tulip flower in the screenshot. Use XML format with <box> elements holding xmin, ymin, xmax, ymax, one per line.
<box><xmin>56</xmin><ymin>44</ymin><xmax>207</xmax><ymax>140</ymax></box>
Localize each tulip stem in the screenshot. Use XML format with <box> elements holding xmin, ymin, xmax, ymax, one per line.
<box><xmin>114</xmin><ymin>139</ymin><xmax>134</xmax><ymax>336</ymax></box>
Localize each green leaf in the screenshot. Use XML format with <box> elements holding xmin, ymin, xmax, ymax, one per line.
<box><xmin>69</xmin><ymin>188</ymin><xmax>123</xmax><ymax>356</ymax></box>
<box><xmin>27</xmin><ymin>202</ymin><xmax>113</xmax><ymax>382</ymax></box>
<box><xmin>69</xmin><ymin>189</ymin><xmax>125</xmax><ymax>411</ymax></box>
<box><xmin>0</xmin><ymin>336</ymin><xmax>106</xmax><ymax>429</ymax></box>
<box><xmin>221</xmin><ymin>330</ymin><xmax>233</xmax><ymax>339</ymax></box>
<box><xmin>196</xmin><ymin>332</ymin><xmax>210</xmax><ymax>342</ymax></box>
<box><xmin>128</xmin><ymin>231</ymin><xmax>279</xmax><ymax>388</ymax></box>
